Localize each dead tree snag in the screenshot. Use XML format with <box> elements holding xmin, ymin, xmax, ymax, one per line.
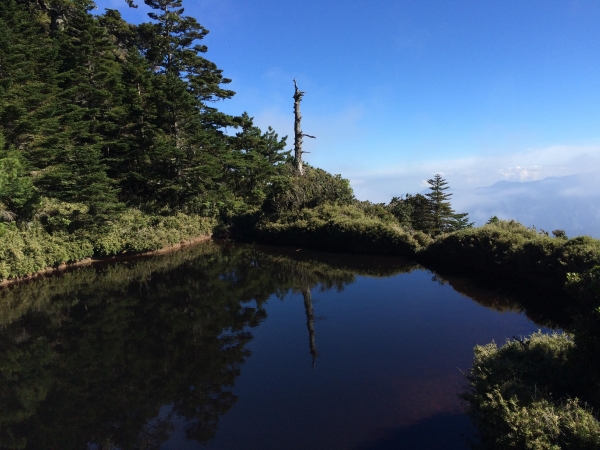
<box><xmin>293</xmin><ymin>79</ymin><xmax>315</xmax><ymax>176</ymax></box>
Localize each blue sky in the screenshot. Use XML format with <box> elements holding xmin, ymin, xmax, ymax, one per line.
<box><xmin>97</xmin><ymin>0</ymin><xmax>600</xmax><ymax>201</ymax></box>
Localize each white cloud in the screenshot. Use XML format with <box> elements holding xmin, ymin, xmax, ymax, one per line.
<box><xmin>347</xmin><ymin>144</ymin><xmax>600</xmax><ymax>202</ymax></box>
<box><xmin>451</xmin><ymin>171</ymin><xmax>600</xmax><ymax>237</ymax></box>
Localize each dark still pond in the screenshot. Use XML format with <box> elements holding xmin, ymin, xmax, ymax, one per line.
<box><xmin>0</xmin><ymin>242</ymin><xmax>551</xmax><ymax>450</ymax></box>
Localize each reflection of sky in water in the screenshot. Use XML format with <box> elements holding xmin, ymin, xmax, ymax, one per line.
<box><xmin>162</xmin><ymin>269</ymin><xmax>549</xmax><ymax>450</ymax></box>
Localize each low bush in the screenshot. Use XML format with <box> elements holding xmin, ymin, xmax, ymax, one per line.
<box><xmin>421</xmin><ymin>220</ymin><xmax>600</xmax><ymax>286</ymax></box>
<box><xmin>253</xmin><ymin>203</ymin><xmax>425</xmax><ymax>256</ymax></box>
<box><xmin>0</xmin><ymin>223</ymin><xmax>95</xmax><ymax>280</ymax></box>
<box><xmin>566</xmin><ymin>266</ymin><xmax>600</xmax><ymax>308</ymax></box>
<box><xmin>92</xmin><ymin>210</ymin><xmax>215</xmax><ymax>256</ymax></box>
<box><xmin>463</xmin><ymin>332</ymin><xmax>600</xmax><ymax>450</ymax></box>
<box><xmin>0</xmin><ymin>210</ymin><xmax>215</xmax><ymax>281</ymax></box>
<box><xmin>354</xmin><ymin>200</ymin><xmax>399</xmax><ymax>225</ymax></box>
<box><xmin>264</xmin><ymin>164</ymin><xmax>355</xmax><ymax>213</ymax></box>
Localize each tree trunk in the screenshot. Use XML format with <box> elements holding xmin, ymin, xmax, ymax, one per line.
<box><xmin>293</xmin><ymin>79</ymin><xmax>315</xmax><ymax>176</ymax></box>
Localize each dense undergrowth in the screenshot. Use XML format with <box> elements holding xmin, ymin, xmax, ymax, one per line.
<box><xmin>0</xmin><ymin>208</ymin><xmax>214</xmax><ymax>281</ymax></box>
<box><xmin>252</xmin><ymin>203</ymin><xmax>430</xmax><ymax>256</ymax></box>
<box><xmin>463</xmin><ymin>332</ymin><xmax>600</xmax><ymax>450</ymax></box>
<box><xmin>457</xmin><ymin>240</ymin><xmax>600</xmax><ymax>448</ymax></box>
<box><xmin>422</xmin><ymin>220</ymin><xmax>600</xmax><ymax>287</ymax></box>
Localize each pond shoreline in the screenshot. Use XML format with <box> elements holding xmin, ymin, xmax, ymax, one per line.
<box><xmin>0</xmin><ymin>234</ymin><xmax>212</xmax><ymax>288</ymax></box>
<box><xmin>2</xmin><ymin>220</ymin><xmax>599</xmax><ymax>303</ymax></box>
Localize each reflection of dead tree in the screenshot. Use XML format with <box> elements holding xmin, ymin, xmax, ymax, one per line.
<box><xmin>301</xmin><ymin>287</ymin><xmax>318</xmax><ymax>368</ymax></box>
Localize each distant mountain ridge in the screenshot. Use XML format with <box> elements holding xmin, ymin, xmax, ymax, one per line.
<box><xmin>453</xmin><ymin>171</ymin><xmax>600</xmax><ymax>238</ymax></box>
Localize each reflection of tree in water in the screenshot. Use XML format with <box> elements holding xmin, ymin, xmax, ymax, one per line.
<box><xmin>302</xmin><ymin>288</ymin><xmax>318</xmax><ymax>368</ymax></box>
<box><xmin>0</xmin><ymin>242</ymin><xmax>416</xmax><ymax>449</ymax></box>
<box><xmin>252</xmin><ymin>247</ymin><xmax>419</xmax><ymax>368</ymax></box>
<box><xmin>0</xmin><ymin>245</ymin><xmax>267</xmax><ymax>449</ymax></box>
<box><xmin>428</xmin><ymin>269</ymin><xmax>568</xmax><ymax>330</ymax></box>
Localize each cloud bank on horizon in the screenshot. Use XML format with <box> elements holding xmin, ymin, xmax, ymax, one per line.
<box><xmin>453</xmin><ymin>171</ymin><xmax>600</xmax><ymax>238</ymax></box>
<box><xmin>347</xmin><ymin>144</ymin><xmax>600</xmax><ymax>204</ymax></box>
<box><xmin>345</xmin><ymin>144</ymin><xmax>600</xmax><ymax>238</ymax></box>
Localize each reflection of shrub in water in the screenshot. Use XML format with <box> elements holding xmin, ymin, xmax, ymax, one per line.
<box><xmin>428</xmin><ymin>271</ymin><xmax>524</xmax><ymax>315</ymax></box>
<box><xmin>0</xmin><ymin>241</ymin><xmax>226</xmax><ymax>326</ymax></box>
<box><xmin>0</xmin><ymin>244</ymin><xmax>257</xmax><ymax>448</ymax></box>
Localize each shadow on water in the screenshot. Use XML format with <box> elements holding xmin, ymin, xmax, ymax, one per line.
<box><xmin>425</xmin><ymin>263</ymin><xmax>571</xmax><ymax>330</ymax></box>
<box><xmin>0</xmin><ymin>242</ymin><xmax>270</xmax><ymax>449</ymax></box>
<box><xmin>0</xmin><ymin>241</ymin><xmax>561</xmax><ymax>449</ymax></box>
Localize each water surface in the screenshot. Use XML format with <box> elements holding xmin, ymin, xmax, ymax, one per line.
<box><xmin>0</xmin><ymin>242</ymin><xmax>550</xmax><ymax>449</ymax></box>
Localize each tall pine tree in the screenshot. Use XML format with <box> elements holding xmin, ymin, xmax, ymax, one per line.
<box><xmin>425</xmin><ymin>174</ymin><xmax>472</xmax><ymax>234</ymax></box>
<box><xmin>0</xmin><ymin>0</ymin><xmax>60</xmax><ymax>160</ymax></box>
<box><xmin>129</xmin><ymin>0</ymin><xmax>238</xmax><ymax>208</ymax></box>
<box><xmin>36</xmin><ymin>0</ymin><xmax>123</xmax><ymax>227</ymax></box>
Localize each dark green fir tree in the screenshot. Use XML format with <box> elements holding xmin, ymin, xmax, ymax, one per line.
<box><xmin>425</xmin><ymin>174</ymin><xmax>472</xmax><ymax>234</ymax></box>
<box><xmin>227</xmin><ymin>112</ymin><xmax>289</xmax><ymax>205</ymax></box>
<box><xmin>117</xmin><ymin>0</ymin><xmax>238</xmax><ymax>208</ymax></box>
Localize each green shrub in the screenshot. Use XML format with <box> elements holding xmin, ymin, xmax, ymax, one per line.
<box><xmin>254</xmin><ymin>203</ymin><xmax>422</xmax><ymax>256</ymax></box>
<box><xmin>34</xmin><ymin>198</ymin><xmax>90</xmax><ymax>233</ymax></box>
<box><xmin>566</xmin><ymin>266</ymin><xmax>600</xmax><ymax>308</ymax></box>
<box><xmin>472</xmin><ymin>395</ymin><xmax>600</xmax><ymax>450</ymax></box>
<box><xmin>558</xmin><ymin>237</ymin><xmax>600</xmax><ymax>276</ymax></box>
<box><xmin>92</xmin><ymin>210</ymin><xmax>215</xmax><ymax>256</ymax></box>
<box><xmin>421</xmin><ymin>220</ymin><xmax>600</xmax><ymax>286</ymax></box>
<box><xmin>264</xmin><ymin>164</ymin><xmax>355</xmax><ymax>213</ymax></box>
<box><xmin>354</xmin><ymin>200</ymin><xmax>399</xmax><ymax>225</ymax></box>
<box><xmin>0</xmin><ymin>210</ymin><xmax>215</xmax><ymax>281</ymax></box>
<box><xmin>0</xmin><ymin>224</ymin><xmax>94</xmax><ymax>280</ymax></box>
<box><xmin>463</xmin><ymin>332</ymin><xmax>600</xmax><ymax>449</ymax></box>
